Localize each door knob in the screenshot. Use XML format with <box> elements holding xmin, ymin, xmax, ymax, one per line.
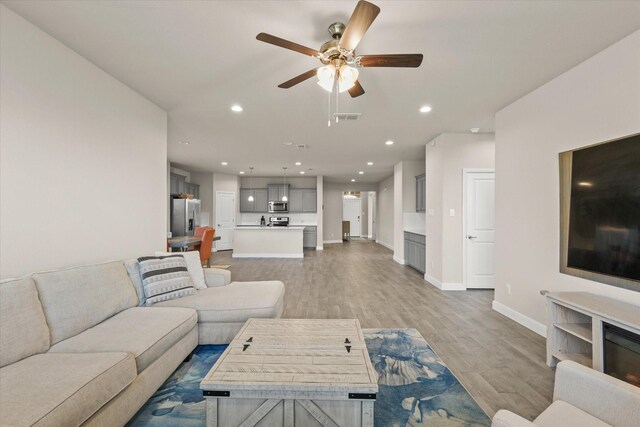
<box><xmin>467</xmin><ymin>235</ymin><xmax>477</xmax><ymax>239</ymax></box>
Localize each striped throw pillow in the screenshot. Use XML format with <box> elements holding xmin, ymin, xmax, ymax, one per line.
<box><xmin>137</xmin><ymin>255</ymin><xmax>196</xmax><ymax>306</ymax></box>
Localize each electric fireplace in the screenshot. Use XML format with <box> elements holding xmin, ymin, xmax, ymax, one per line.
<box><xmin>603</xmin><ymin>323</ymin><xmax>640</xmax><ymax>387</ymax></box>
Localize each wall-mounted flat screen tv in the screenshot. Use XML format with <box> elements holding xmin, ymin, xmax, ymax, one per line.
<box><xmin>559</xmin><ymin>133</ymin><xmax>640</xmax><ymax>291</ymax></box>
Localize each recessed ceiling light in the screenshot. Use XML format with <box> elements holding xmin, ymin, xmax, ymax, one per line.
<box><xmin>231</xmin><ymin>105</ymin><xmax>243</xmax><ymax>112</ymax></box>
<box><xmin>358</xmin><ymin>171</ymin><xmax>364</xmax><ymax>175</ymax></box>
<box><xmin>367</xmin><ymin>162</ymin><xmax>373</xmax><ymax>166</ymax></box>
<box><xmin>299</xmin><ymin>171</ymin><xmax>305</xmax><ymax>174</ymax></box>
<box><xmin>385</xmin><ymin>140</ymin><xmax>394</xmax><ymax>146</ymax></box>
<box><xmin>283</xmin><ymin>142</ymin><xmax>293</xmax><ymax>146</ymax></box>
<box><xmin>295</xmin><ymin>162</ymin><xmax>301</xmax><ymax>166</ymax></box>
<box><xmin>470</xmin><ymin>127</ymin><xmax>480</xmax><ymax>133</ymax></box>
<box><xmin>239</xmin><ymin>171</ymin><xmax>245</xmax><ymax>174</ymax></box>
<box><xmin>221</xmin><ymin>162</ymin><xmax>228</xmax><ymax>166</ymax></box>
<box><xmin>578</xmin><ymin>182</ymin><xmax>593</xmax><ymax>187</ymax></box>
<box><xmin>419</xmin><ymin>105</ymin><xmax>432</xmax><ymax>113</ymax></box>
<box><xmin>351</xmin><ymin>179</ymin><xmax>356</xmax><ymax>182</ymax></box>
<box><xmin>178</xmin><ymin>141</ymin><xmax>190</xmax><ymax>145</ymax></box>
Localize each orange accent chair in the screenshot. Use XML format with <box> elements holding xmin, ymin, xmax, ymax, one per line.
<box><xmin>198</xmin><ymin>227</ymin><xmax>215</xmax><ymax>267</ymax></box>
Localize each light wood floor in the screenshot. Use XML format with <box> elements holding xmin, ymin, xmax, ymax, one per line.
<box><xmin>213</xmin><ymin>239</ymin><xmax>555</xmax><ymax>420</ymax></box>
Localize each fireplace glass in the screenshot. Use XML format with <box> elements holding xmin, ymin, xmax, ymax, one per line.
<box><xmin>603</xmin><ymin>323</ymin><xmax>640</xmax><ymax>387</ymax></box>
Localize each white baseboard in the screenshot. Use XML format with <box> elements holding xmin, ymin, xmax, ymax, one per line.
<box><xmin>393</xmin><ymin>256</ymin><xmax>405</xmax><ymax>265</ymax></box>
<box><xmin>376</xmin><ymin>240</ymin><xmax>394</xmax><ymax>251</ymax></box>
<box><xmin>323</xmin><ymin>240</ymin><xmax>342</xmax><ymax>244</ymax></box>
<box><xmin>423</xmin><ymin>273</ymin><xmax>466</xmax><ymax>291</ymax></box>
<box><xmin>316</xmin><ymin>245</ymin><xmax>323</xmax><ymax>250</ymax></box>
<box><xmin>492</xmin><ymin>300</ymin><xmax>547</xmax><ymax>337</ymax></box>
<box><xmin>232</xmin><ymin>253</ymin><xmax>303</xmax><ymax>259</ymax></box>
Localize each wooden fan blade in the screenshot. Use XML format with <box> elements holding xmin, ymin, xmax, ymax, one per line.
<box><xmin>357</xmin><ymin>54</ymin><xmax>423</xmax><ymax>68</ymax></box>
<box><xmin>278</xmin><ymin>68</ymin><xmax>319</xmax><ymax>89</ymax></box>
<box><xmin>256</xmin><ymin>33</ymin><xmax>320</xmax><ymax>57</ymax></box>
<box><xmin>348</xmin><ymin>80</ymin><xmax>365</xmax><ymax>97</ymax></box>
<box><xmin>339</xmin><ymin>1</ymin><xmax>381</xmax><ymax>52</ymax></box>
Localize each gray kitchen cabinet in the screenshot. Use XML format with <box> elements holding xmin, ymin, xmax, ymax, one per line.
<box><xmin>302</xmin><ymin>189</ymin><xmax>317</xmax><ymax>212</ymax></box>
<box><xmin>288</xmin><ymin>189</ymin><xmax>303</xmax><ymax>212</ymax></box>
<box><xmin>404</xmin><ymin>231</ymin><xmax>426</xmax><ymax>274</ymax></box>
<box><xmin>254</xmin><ymin>189</ymin><xmax>268</xmax><ymax>212</ymax></box>
<box><xmin>170</xmin><ymin>173</ymin><xmax>187</xmax><ymax>195</ymax></box>
<box><xmin>268</xmin><ymin>184</ymin><xmax>289</xmax><ymax>202</ymax></box>
<box><xmin>303</xmin><ymin>226</ymin><xmax>317</xmax><ymax>248</ymax></box>
<box><xmin>240</xmin><ymin>189</ymin><xmax>254</xmax><ymax>212</ymax></box>
<box><xmin>415</xmin><ymin>174</ymin><xmax>426</xmax><ymax>212</ymax></box>
<box><xmin>288</xmin><ymin>189</ymin><xmax>317</xmax><ymax>212</ymax></box>
<box><xmin>240</xmin><ymin>188</ymin><xmax>268</xmax><ymax>212</ymax></box>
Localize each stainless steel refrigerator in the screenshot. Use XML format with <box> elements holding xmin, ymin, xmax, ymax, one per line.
<box><xmin>171</xmin><ymin>198</ymin><xmax>201</xmax><ymax>236</ymax></box>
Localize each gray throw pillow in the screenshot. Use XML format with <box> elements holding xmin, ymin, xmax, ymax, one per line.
<box><xmin>137</xmin><ymin>255</ymin><xmax>196</xmax><ymax>306</ymax></box>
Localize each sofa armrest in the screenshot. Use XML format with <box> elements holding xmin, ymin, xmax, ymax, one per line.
<box><xmin>203</xmin><ymin>268</ymin><xmax>231</xmax><ymax>287</ymax></box>
<box><xmin>553</xmin><ymin>360</ymin><xmax>640</xmax><ymax>427</ymax></box>
<box><xmin>491</xmin><ymin>410</ymin><xmax>535</xmax><ymax>427</ymax></box>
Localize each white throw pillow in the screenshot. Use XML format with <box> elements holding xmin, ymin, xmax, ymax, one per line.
<box><xmin>155</xmin><ymin>251</ymin><xmax>206</xmax><ymax>289</ymax></box>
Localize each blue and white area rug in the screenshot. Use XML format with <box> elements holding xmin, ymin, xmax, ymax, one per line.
<box><xmin>128</xmin><ymin>329</ymin><xmax>490</xmax><ymax>426</ymax></box>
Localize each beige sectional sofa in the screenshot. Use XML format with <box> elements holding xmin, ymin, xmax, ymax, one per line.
<box><xmin>0</xmin><ymin>260</ymin><xmax>285</xmax><ymax>427</ymax></box>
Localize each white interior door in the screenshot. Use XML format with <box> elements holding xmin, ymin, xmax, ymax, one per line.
<box><xmin>368</xmin><ymin>192</ymin><xmax>376</xmax><ymax>239</ymax></box>
<box><xmin>465</xmin><ymin>171</ymin><xmax>496</xmax><ymax>289</ymax></box>
<box><xmin>343</xmin><ymin>199</ymin><xmax>361</xmax><ymax>237</ymax></box>
<box><xmin>215</xmin><ymin>191</ymin><xmax>235</xmax><ymax>251</ymax></box>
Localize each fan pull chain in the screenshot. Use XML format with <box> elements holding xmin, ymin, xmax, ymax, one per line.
<box><xmin>335</xmin><ymin>80</ymin><xmax>339</xmax><ymax>124</ymax></box>
<box><xmin>327</xmin><ymin>86</ymin><xmax>331</xmax><ymax>128</ymax></box>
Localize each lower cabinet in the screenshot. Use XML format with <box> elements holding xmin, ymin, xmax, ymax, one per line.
<box><xmin>404</xmin><ymin>232</ymin><xmax>426</xmax><ymax>273</ymax></box>
<box><xmin>303</xmin><ymin>226</ymin><xmax>317</xmax><ymax>249</ymax></box>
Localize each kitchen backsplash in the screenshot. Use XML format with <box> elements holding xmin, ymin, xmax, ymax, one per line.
<box><xmin>239</xmin><ymin>212</ymin><xmax>318</xmax><ymax>226</ymax></box>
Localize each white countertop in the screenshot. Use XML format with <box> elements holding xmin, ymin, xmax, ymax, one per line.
<box><xmin>235</xmin><ymin>226</ymin><xmax>306</xmax><ymax>230</ymax></box>
<box><xmin>238</xmin><ymin>224</ymin><xmax>317</xmax><ymax>227</ymax></box>
<box><xmin>404</xmin><ymin>229</ymin><xmax>426</xmax><ymax>236</ymax></box>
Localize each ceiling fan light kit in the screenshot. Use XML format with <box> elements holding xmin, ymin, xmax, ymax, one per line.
<box><xmin>256</xmin><ymin>0</ymin><xmax>423</xmax><ymax>100</ymax></box>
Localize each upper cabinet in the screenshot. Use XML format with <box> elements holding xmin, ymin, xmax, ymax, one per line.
<box><xmin>170</xmin><ymin>173</ymin><xmax>199</xmax><ymax>198</ymax></box>
<box><xmin>239</xmin><ymin>188</ymin><xmax>268</xmax><ymax>213</ymax></box>
<box><xmin>268</xmin><ymin>184</ymin><xmax>289</xmax><ymax>202</ymax></box>
<box><xmin>415</xmin><ymin>174</ymin><xmax>426</xmax><ymax>212</ymax></box>
<box><xmin>288</xmin><ymin>189</ymin><xmax>317</xmax><ymax>212</ymax></box>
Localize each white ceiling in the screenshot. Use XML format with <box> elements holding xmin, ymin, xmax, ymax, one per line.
<box><xmin>4</xmin><ymin>1</ymin><xmax>640</xmax><ymax>183</ymax></box>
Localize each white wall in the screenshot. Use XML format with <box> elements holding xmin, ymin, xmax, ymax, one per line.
<box><xmin>376</xmin><ymin>175</ymin><xmax>394</xmax><ymax>250</ymax></box>
<box><xmin>0</xmin><ymin>6</ymin><xmax>167</xmax><ymax>278</ymax></box>
<box><xmin>494</xmin><ymin>29</ymin><xmax>640</xmax><ymax>334</ymax></box>
<box><xmin>425</xmin><ymin>133</ymin><xmax>495</xmax><ymax>288</ymax></box>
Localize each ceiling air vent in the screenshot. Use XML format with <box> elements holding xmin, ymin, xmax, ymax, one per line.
<box><xmin>333</xmin><ymin>113</ymin><xmax>362</xmax><ymax>121</ymax></box>
<box><xmin>296</xmin><ymin>144</ymin><xmax>308</xmax><ymax>150</ymax></box>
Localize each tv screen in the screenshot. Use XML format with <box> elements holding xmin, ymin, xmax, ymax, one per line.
<box><xmin>567</xmin><ymin>134</ymin><xmax>640</xmax><ymax>281</ymax></box>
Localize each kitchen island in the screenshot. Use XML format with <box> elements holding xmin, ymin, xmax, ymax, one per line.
<box><xmin>233</xmin><ymin>226</ymin><xmax>304</xmax><ymax>258</ymax></box>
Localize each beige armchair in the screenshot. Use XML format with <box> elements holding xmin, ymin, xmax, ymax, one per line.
<box><xmin>492</xmin><ymin>360</ymin><xmax>640</xmax><ymax>427</ymax></box>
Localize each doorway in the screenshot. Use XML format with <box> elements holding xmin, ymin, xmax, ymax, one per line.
<box><xmin>463</xmin><ymin>170</ymin><xmax>496</xmax><ymax>289</ymax></box>
<box><xmin>342</xmin><ymin>197</ymin><xmax>362</xmax><ymax>238</ymax></box>
<box><xmin>215</xmin><ymin>191</ymin><xmax>235</xmax><ymax>251</ymax></box>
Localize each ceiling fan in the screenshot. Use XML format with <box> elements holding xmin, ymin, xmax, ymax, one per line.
<box><xmin>256</xmin><ymin>0</ymin><xmax>423</xmax><ymax>98</ymax></box>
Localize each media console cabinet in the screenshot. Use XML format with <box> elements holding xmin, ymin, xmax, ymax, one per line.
<box><xmin>545</xmin><ymin>292</ymin><xmax>640</xmax><ymax>375</ymax></box>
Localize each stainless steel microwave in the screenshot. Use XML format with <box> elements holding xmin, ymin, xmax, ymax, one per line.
<box><xmin>268</xmin><ymin>201</ymin><xmax>288</xmax><ymax>213</ymax></box>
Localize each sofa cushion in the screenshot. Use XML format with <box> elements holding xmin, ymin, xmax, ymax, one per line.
<box><xmin>534</xmin><ymin>400</ymin><xmax>611</xmax><ymax>427</ymax></box>
<box><xmin>155</xmin><ymin>281</ymin><xmax>285</xmax><ymax>323</ymax></box>
<box><xmin>0</xmin><ymin>277</ymin><xmax>50</xmax><ymax>367</ymax></box>
<box><xmin>0</xmin><ymin>352</ymin><xmax>136</xmax><ymax>427</ymax></box>
<box><xmin>48</xmin><ymin>307</ymin><xmax>197</xmax><ymax>373</ymax></box>
<box><xmin>138</xmin><ymin>255</ymin><xmax>196</xmax><ymax>305</ymax></box>
<box><xmin>155</xmin><ymin>251</ymin><xmax>207</xmax><ymax>289</ymax></box>
<box><xmin>124</xmin><ymin>258</ymin><xmax>146</xmax><ymax>306</ymax></box>
<box><xmin>33</xmin><ymin>261</ymin><xmax>138</xmax><ymax>345</ymax></box>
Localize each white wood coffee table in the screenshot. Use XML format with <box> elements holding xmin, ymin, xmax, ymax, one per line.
<box><xmin>200</xmin><ymin>318</ymin><xmax>378</xmax><ymax>427</ymax></box>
